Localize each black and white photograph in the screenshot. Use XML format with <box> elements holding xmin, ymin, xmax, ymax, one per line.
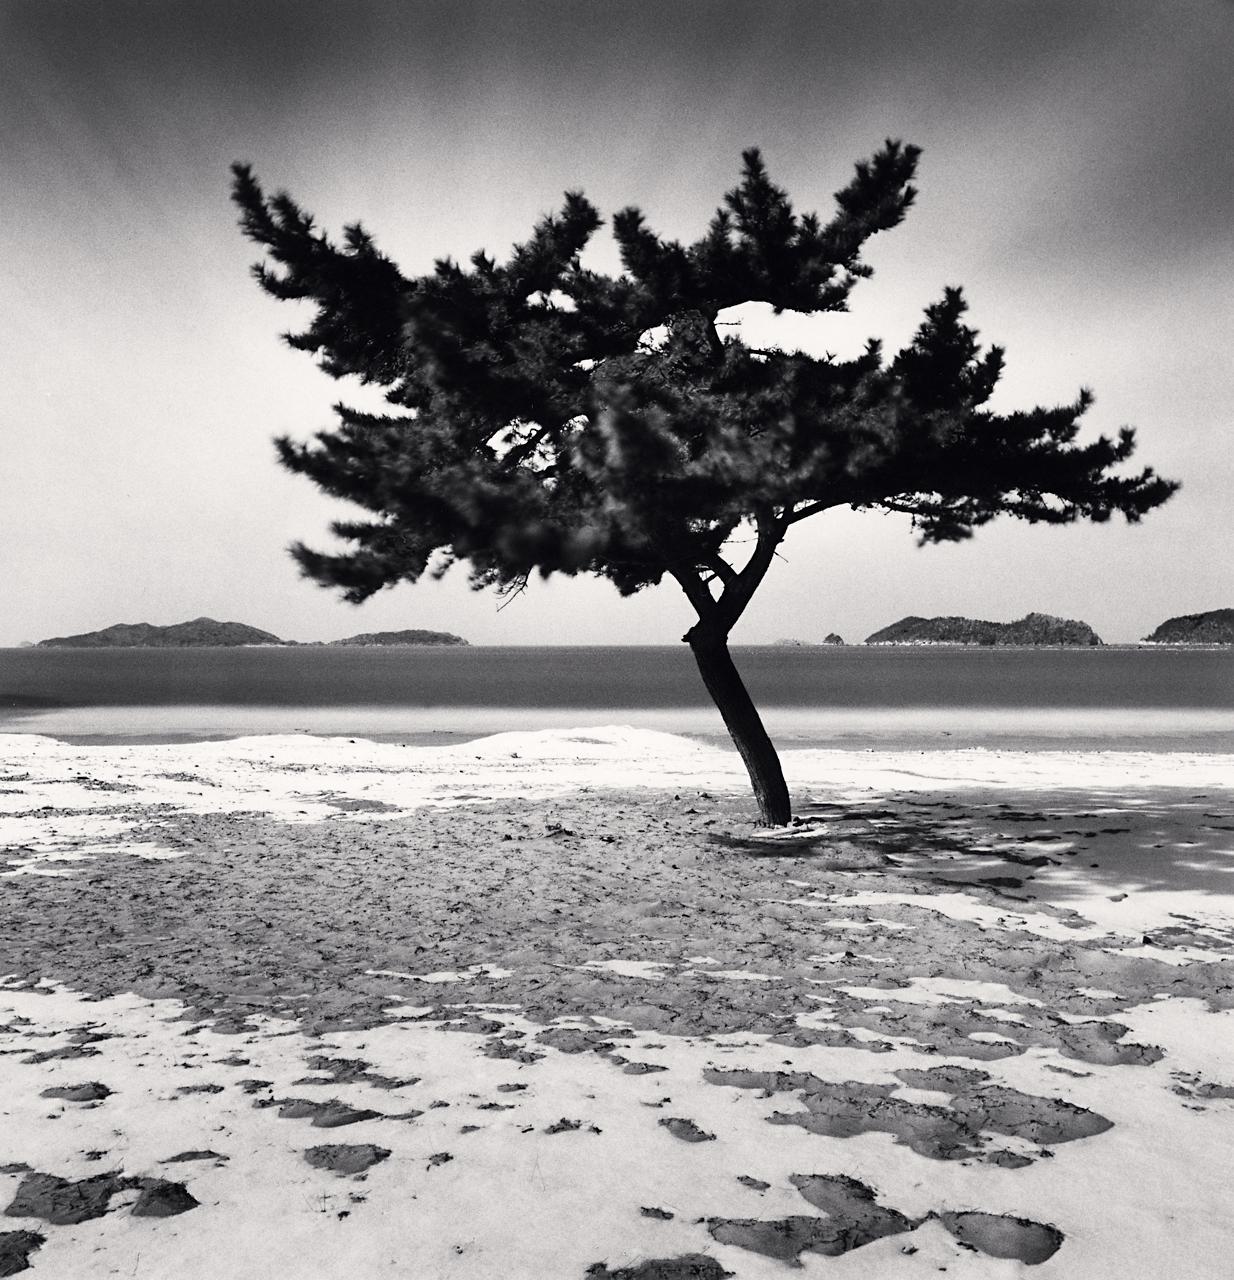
<box><xmin>1</xmin><ymin>2</ymin><xmax>1232</xmax><ymax>1276</ymax></box>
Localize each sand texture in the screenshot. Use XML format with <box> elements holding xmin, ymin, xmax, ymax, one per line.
<box><xmin>1</xmin><ymin>727</ymin><xmax>1232</xmax><ymax>1277</ymax></box>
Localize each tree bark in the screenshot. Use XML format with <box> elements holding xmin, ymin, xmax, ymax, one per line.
<box><xmin>687</xmin><ymin>625</ymin><xmax>792</xmax><ymax>826</ymax></box>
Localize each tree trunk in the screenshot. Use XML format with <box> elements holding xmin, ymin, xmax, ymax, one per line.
<box><xmin>687</xmin><ymin>626</ymin><xmax>792</xmax><ymax>826</ymax></box>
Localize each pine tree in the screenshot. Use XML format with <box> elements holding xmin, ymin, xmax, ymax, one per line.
<box><xmin>232</xmin><ymin>144</ymin><xmax>1178</xmax><ymax>825</ymax></box>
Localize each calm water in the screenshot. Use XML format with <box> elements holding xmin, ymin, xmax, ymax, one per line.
<box><xmin>0</xmin><ymin>646</ymin><xmax>1231</xmax><ymax>750</ymax></box>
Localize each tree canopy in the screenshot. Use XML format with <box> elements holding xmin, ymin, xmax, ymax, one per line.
<box><xmin>233</xmin><ymin>143</ymin><xmax>1178</xmax><ymax>824</ymax></box>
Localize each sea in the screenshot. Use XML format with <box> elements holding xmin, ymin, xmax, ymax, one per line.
<box><xmin>0</xmin><ymin>645</ymin><xmax>1231</xmax><ymax>753</ymax></box>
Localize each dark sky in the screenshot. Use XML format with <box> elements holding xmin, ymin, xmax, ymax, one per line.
<box><xmin>2</xmin><ymin>0</ymin><xmax>1231</xmax><ymax>643</ymax></box>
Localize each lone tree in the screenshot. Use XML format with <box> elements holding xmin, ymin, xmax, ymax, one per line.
<box><xmin>232</xmin><ymin>144</ymin><xmax>1177</xmax><ymax>825</ymax></box>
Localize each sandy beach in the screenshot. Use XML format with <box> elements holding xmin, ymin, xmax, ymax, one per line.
<box><xmin>1</xmin><ymin>727</ymin><xmax>1232</xmax><ymax>1278</ymax></box>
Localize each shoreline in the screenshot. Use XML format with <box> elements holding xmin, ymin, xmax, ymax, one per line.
<box><xmin>4</xmin><ymin>704</ymin><xmax>1234</xmax><ymax>754</ymax></box>
<box><xmin>10</xmin><ymin>641</ymin><xmax>1234</xmax><ymax>649</ymax></box>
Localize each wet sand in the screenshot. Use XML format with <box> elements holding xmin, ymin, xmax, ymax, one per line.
<box><xmin>1</xmin><ymin>729</ymin><xmax>1232</xmax><ymax>1277</ymax></box>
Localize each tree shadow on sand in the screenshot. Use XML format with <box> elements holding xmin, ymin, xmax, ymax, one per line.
<box><xmin>785</xmin><ymin>789</ymin><xmax>1234</xmax><ymax>933</ymax></box>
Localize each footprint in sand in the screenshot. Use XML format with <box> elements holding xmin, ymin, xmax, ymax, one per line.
<box><xmin>704</xmin><ymin>1174</ymin><xmax>1063</xmax><ymax>1266</ymax></box>
<box><xmin>39</xmin><ymin>1082</ymin><xmax>111</xmax><ymax>1103</ymax></box>
<box><xmin>303</xmin><ymin>1144</ymin><xmax>390</xmax><ymax>1176</ymax></box>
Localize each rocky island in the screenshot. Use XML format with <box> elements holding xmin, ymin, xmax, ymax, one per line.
<box><xmin>36</xmin><ymin>619</ymin><xmax>470</xmax><ymax>648</ymax></box>
<box><xmin>327</xmin><ymin>629</ymin><xmax>468</xmax><ymax>647</ymax></box>
<box><xmin>1141</xmin><ymin>609</ymin><xmax>1234</xmax><ymax>645</ymax></box>
<box><xmin>36</xmin><ymin>618</ymin><xmax>284</xmax><ymax>648</ymax></box>
<box><xmin>866</xmin><ymin>612</ymin><xmax>1102</xmax><ymax>646</ymax></box>
<box><xmin>773</xmin><ymin>633</ymin><xmax>845</xmax><ymax>647</ymax></box>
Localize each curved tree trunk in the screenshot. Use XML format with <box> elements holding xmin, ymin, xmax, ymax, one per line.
<box><xmin>687</xmin><ymin>625</ymin><xmax>792</xmax><ymax>826</ymax></box>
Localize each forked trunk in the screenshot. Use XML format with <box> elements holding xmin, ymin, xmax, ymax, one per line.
<box><xmin>687</xmin><ymin>626</ymin><xmax>792</xmax><ymax>826</ymax></box>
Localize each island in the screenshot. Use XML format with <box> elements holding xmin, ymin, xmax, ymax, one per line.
<box><xmin>328</xmin><ymin>630</ymin><xmax>469</xmax><ymax>647</ymax></box>
<box><xmin>36</xmin><ymin>619</ymin><xmax>471</xmax><ymax>648</ymax></box>
<box><xmin>773</xmin><ymin>634</ymin><xmax>845</xmax><ymax>647</ymax></box>
<box><xmin>1141</xmin><ymin>609</ymin><xmax>1234</xmax><ymax>645</ymax></box>
<box><xmin>865</xmin><ymin>612</ymin><xmax>1102</xmax><ymax>646</ymax></box>
<box><xmin>36</xmin><ymin>618</ymin><xmax>284</xmax><ymax>648</ymax></box>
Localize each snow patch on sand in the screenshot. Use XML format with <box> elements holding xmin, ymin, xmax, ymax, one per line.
<box><xmin>581</xmin><ymin>960</ymin><xmax>673</xmax><ymax>981</ymax></box>
<box><xmin>4</xmin><ymin>980</ymin><xmax>1231</xmax><ymax>1279</ymax></box>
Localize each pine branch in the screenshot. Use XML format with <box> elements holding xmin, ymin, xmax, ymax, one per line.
<box><xmin>236</xmin><ymin>147</ymin><xmax>1178</xmax><ymax>610</ymax></box>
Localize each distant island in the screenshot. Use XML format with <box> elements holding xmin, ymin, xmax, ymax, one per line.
<box><xmin>1142</xmin><ymin>609</ymin><xmax>1234</xmax><ymax>645</ymax></box>
<box><xmin>36</xmin><ymin>618</ymin><xmax>470</xmax><ymax>648</ymax></box>
<box><xmin>773</xmin><ymin>634</ymin><xmax>845</xmax><ymax>647</ymax></box>
<box><xmin>326</xmin><ymin>630</ymin><xmax>468</xmax><ymax>647</ymax></box>
<box><xmin>866</xmin><ymin>612</ymin><xmax>1102</xmax><ymax>646</ymax></box>
<box><xmin>37</xmin><ymin>618</ymin><xmax>283</xmax><ymax>648</ymax></box>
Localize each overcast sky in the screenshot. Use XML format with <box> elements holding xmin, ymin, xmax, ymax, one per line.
<box><xmin>2</xmin><ymin>0</ymin><xmax>1231</xmax><ymax>645</ymax></box>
